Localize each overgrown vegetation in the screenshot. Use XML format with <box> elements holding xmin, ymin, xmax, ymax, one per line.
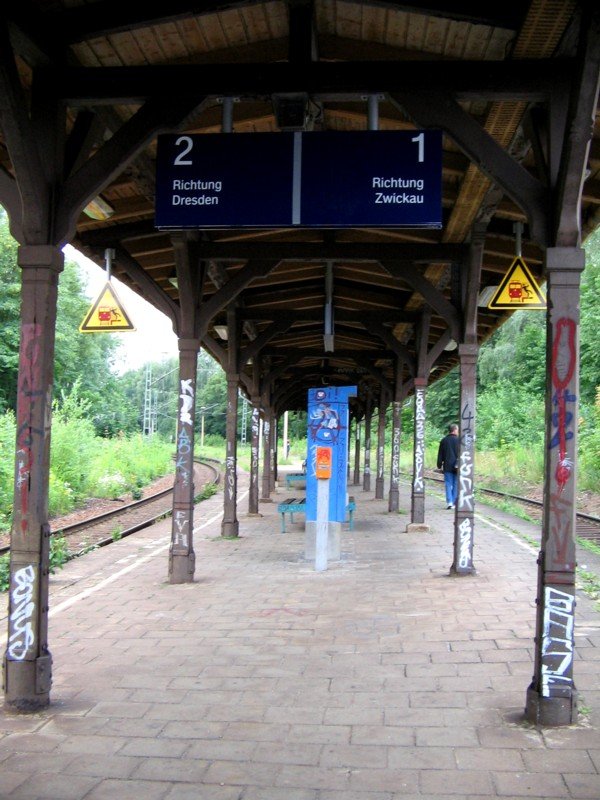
<box><xmin>0</xmin><ymin>384</ymin><xmax>174</xmax><ymax>529</ymax></box>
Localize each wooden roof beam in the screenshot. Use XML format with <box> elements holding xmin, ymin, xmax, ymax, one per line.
<box><xmin>44</xmin><ymin>60</ymin><xmax>571</xmax><ymax>105</ymax></box>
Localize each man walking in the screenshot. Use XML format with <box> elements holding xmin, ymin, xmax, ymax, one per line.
<box><xmin>437</xmin><ymin>424</ymin><xmax>459</xmax><ymax>509</ymax></box>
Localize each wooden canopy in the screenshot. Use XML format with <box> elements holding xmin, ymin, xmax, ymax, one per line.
<box><xmin>1</xmin><ymin>1</ymin><xmax>599</xmax><ymax>410</ymax></box>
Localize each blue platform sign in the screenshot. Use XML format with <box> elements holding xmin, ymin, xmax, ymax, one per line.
<box><xmin>155</xmin><ymin>131</ymin><xmax>441</xmax><ymax>229</ymax></box>
<box><xmin>305</xmin><ymin>386</ymin><xmax>357</xmax><ymax>525</ymax></box>
<box><xmin>155</xmin><ymin>133</ymin><xmax>295</xmax><ymax>228</ymax></box>
<box><xmin>300</xmin><ymin>130</ymin><xmax>442</xmax><ymax>228</ymax></box>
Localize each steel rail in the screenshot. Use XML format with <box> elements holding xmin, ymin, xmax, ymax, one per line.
<box><xmin>413</xmin><ymin>472</ymin><xmax>600</xmax><ymax>540</ymax></box>
<box><xmin>0</xmin><ymin>458</ymin><xmax>221</xmax><ymax>557</ymax></box>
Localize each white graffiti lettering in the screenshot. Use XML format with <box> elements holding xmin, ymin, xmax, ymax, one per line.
<box><xmin>458</xmin><ymin>517</ymin><xmax>472</xmax><ymax>570</ymax></box>
<box><xmin>174</xmin><ymin>510</ymin><xmax>189</xmax><ymax>548</ymax></box>
<box><xmin>458</xmin><ymin>449</ymin><xmax>474</xmax><ymax>510</ymax></box>
<box><xmin>541</xmin><ymin>587</ymin><xmax>574</xmax><ymax>698</ymax></box>
<box><xmin>226</xmin><ymin>455</ymin><xmax>235</xmax><ymax>499</ymax></box>
<box><xmin>8</xmin><ymin>565</ymin><xmax>36</xmax><ymax>661</ymax></box>
<box><xmin>392</xmin><ymin>421</ymin><xmax>400</xmax><ymax>484</ymax></box>
<box><xmin>179</xmin><ymin>379</ymin><xmax>194</xmax><ymax>425</ymax></box>
<box><xmin>413</xmin><ymin>389</ymin><xmax>425</xmax><ymax>493</ymax></box>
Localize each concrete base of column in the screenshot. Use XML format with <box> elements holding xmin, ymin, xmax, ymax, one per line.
<box><xmin>169</xmin><ymin>551</ymin><xmax>196</xmax><ymax>583</ymax></box>
<box><xmin>375</xmin><ymin>478</ymin><xmax>384</xmax><ymax>499</ymax></box>
<box><xmin>245</xmin><ymin>512</ymin><xmax>263</xmax><ymax>518</ymax></box>
<box><xmin>449</xmin><ymin>564</ymin><xmax>476</xmax><ymax>577</ymax></box>
<box><xmin>411</xmin><ymin>494</ymin><xmax>425</xmax><ymax>523</ymax></box>
<box><xmin>406</xmin><ymin>523</ymin><xmax>430</xmax><ymax>533</ymax></box>
<box><xmin>259</xmin><ymin>497</ymin><xmax>273</xmax><ymax>504</ymax></box>
<box><xmin>304</xmin><ymin>521</ymin><xmax>341</xmax><ymax>561</ymax></box>
<box><xmin>525</xmin><ymin>684</ymin><xmax>578</xmax><ymax>726</ymax></box>
<box><xmin>3</xmin><ymin>657</ymin><xmax>52</xmax><ymax>713</ymax></box>
<box><xmin>221</xmin><ymin>520</ymin><xmax>239</xmax><ymax>538</ymax></box>
<box><xmin>388</xmin><ymin>489</ymin><xmax>399</xmax><ymax>512</ymax></box>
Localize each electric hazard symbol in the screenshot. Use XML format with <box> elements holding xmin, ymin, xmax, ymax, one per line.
<box><xmin>487</xmin><ymin>256</ymin><xmax>546</xmax><ymax>310</ymax></box>
<box><xmin>79</xmin><ymin>282</ymin><xmax>136</xmax><ymax>333</ymax></box>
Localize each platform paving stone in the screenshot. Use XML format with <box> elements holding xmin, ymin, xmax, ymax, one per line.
<box><xmin>0</xmin><ymin>474</ymin><xmax>599</xmax><ymax>798</ymax></box>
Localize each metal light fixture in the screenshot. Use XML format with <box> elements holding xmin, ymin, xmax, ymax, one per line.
<box><xmin>272</xmin><ymin>93</ymin><xmax>310</xmax><ymax>131</ymax></box>
<box><xmin>477</xmin><ymin>286</ymin><xmax>499</xmax><ymax>307</ymax></box>
<box><xmin>83</xmin><ymin>196</ymin><xmax>115</xmax><ymax>220</ymax></box>
<box><xmin>213</xmin><ymin>325</ymin><xmax>229</xmax><ymax>340</ymax></box>
<box><xmin>444</xmin><ymin>338</ymin><xmax>458</xmax><ymax>351</ymax></box>
<box><xmin>167</xmin><ymin>271</ymin><xmax>178</xmax><ymax>288</ymax></box>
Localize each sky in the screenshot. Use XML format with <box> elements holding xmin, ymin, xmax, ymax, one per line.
<box><xmin>65</xmin><ymin>245</ymin><xmax>179</xmax><ymax>373</ymax></box>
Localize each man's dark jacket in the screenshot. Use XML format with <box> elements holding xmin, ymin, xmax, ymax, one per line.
<box><xmin>437</xmin><ymin>433</ymin><xmax>459</xmax><ymax>472</ymax></box>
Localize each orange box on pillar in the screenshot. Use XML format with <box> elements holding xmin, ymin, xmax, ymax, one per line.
<box><xmin>316</xmin><ymin>446</ymin><xmax>332</xmax><ymax>480</ymax></box>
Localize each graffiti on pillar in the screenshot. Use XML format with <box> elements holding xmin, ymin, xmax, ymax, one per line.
<box><xmin>550</xmin><ymin>318</ymin><xmax>576</xmax><ymax>493</ymax></box>
<box><xmin>173</xmin><ymin>510</ymin><xmax>189</xmax><ymax>548</ymax></box>
<box><xmin>15</xmin><ymin>324</ymin><xmax>44</xmax><ymax>534</ymax></box>
<box><xmin>308</xmin><ymin>442</ymin><xmax>318</xmax><ymax>477</ymax></box>
<box><xmin>541</xmin><ymin>586</ymin><xmax>574</xmax><ymax>697</ymax></box>
<box><xmin>7</xmin><ymin>564</ymin><xmax>36</xmax><ymax>661</ymax></box>
<box><xmin>377</xmin><ymin>444</ymin><xmax>385</xmax><ymax>479</ymax></box>
<box><xmin>548</xmin><ymin>490</ymin><xmax>575</xmax><ymax>570</ymax></box>
<box><xmin>226</xmin><ymin>455</ymin><xmax>235</xmax><ymax>499</ymax></box>
<box><xmin>457</xmin><ymin>517</ymin><xmax>472</xmax><ymax>570</ymax></box>
<box><xmin>251</xmin><ymin>409</ymin><xmax>260</xmax><ymax>475</ymax></box>
<box><xmin>308</xmin><ymin>402</ymin><xmax>342</xmax><ymax>443</ymax></box>
<box><xmin>176</xmin><ymin>379</ymin><xmax>195</xmax><ymax>488</ymax></box>
<box><xmin>413</xmin><ymin>389</ymin><xmax>425</xmax><ymax>493</ymax></box>
<box><xmin>176</xmin><ymin>426</ymin><xmax>192</xmax><ymax>487</ymax></box>
<box><xmin>179</xmin><ymin>379</ymin><xmax>194</xmax><ymax>425</ymax></box>
<box><xmin>458</xmin><ymin>400</ymin><xmax>474</xmax><ymax>511</ymax></box>
<box><xmin>391</xmin><ymin>404</ymin><xmax>401</xmax><ymax>488</ymax></box>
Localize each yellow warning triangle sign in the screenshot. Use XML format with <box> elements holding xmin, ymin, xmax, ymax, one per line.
<box><xmin>487</xmin><ymin>256</ymin><xmax>546</xmax><ymax>310</ymax></box>
<box><xmin>79</xmin><ymin>282</ymin><xmax>136</xmax><ymax>333</ymax></box>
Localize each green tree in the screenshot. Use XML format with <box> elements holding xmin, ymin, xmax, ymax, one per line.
<box><xmin>0</xmin><ymin>209</ymin><xmax>138</xmax><ymax>434</ymax></box>
<box><xmin>581</xmin><ymin>236</ymin><xmax>600</xmax><ymax>405</ymax></box>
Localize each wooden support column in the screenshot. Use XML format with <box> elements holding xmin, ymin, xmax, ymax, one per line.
<box><xmin>362</xmin><ymin>395</ymin><xmax>373</xmax><ymax>492</ymax></box>
<box><xmin>409</xmin><ymin>310</ymin><xmax>431</xmax><ymax>530</ymax></box>
<box><xmin>526</xmin><ymin>247</ymin><xmax>585</xmax><ymax>726</ymax></box>
<box><xmin>375</xmin><ymin>389</ymin><xmax>387</xmax><ymax>499</ymax></box>
<box><xmin>270</xmin><ymin>414</ymin><xmax>277</xmax><ymax>491</ymax></box>
<box><xmin>450</xmin><ymin>343</ymin><xmax>478</xmax><ymax>575</ymax></box>
<box><xmin>169</xmin><ymin>337</ymin><xmax>200</xmax><ymax>583</ymax></box>
<box><xmin>353</xmin><ymin>420</ymin><xmax>361</xmax><ymax>485</ymax></box>
<box><xmin>388</xmin><ymin>360</ymin><xmax>403</xmax><ymax>513</ymax></box>
<box><xmin>261</xmin><ymin>411</ymin><xmax>272</xmax><ymax>501</ymax></box>
<box><xmin>408</xmin><ymin>379</ymin><xmax>428</xmax><ymax>531</ymax></box>
<box><xmin>222</xmin><ymin>307</ymin><xmax>239</xmax><ymax>538</ymax></box>
<box><xmin>3</xmin><ymin>245</ymin><xmax>63</xmax><ymax>712</ymax></box>
<box><xmin>450</xmin><ymin>229</ymin><xmax>483</xmax><ymax>575</ymax></box>
<box><xmin>169</xmin><ymin>235</ymin><xmax>204</xmax><ymax>581</ymax></box>
<box><xmin>248</xmin><ymin>398</ymin><xmax>261</xmax><ymax>515</ymax></box>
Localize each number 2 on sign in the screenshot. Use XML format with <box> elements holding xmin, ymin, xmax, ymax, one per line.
<box><xmin>174</xmin><ymin>136</ymin><xmax>193</xmax><ymax>166</ymax></box>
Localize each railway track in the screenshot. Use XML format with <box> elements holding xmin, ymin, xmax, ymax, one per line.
<box><xmin>416</xmin><ymin>471</ymin><xmax>600</xmax><ymax>545</ymax></box>
<box><xmin>0</xmin><ymin>458</ymin><xmax>221</xmax><ymax>557</ymax></box>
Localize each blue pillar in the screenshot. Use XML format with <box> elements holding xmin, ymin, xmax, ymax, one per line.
<box><xmin>304</xmin><ymin>386</ymin><xmax>356</xmax><ymax>559</ymax></box>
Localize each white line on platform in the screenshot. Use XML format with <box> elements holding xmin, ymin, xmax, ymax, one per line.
<box><xmin>0</xmin><ymin>489</ymin><xmax>250</xmax><ymax>643</ymax></box>
<box><xmin>474</xmin><ymin>511</ymin><xmax>537</xmax><ymax>554</ymax></box>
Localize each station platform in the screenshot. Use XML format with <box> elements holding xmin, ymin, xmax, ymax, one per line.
<box><xmin>1</xmin><ymin>473</ymin><xmax>600</xmax><ymax>800</ymax></box>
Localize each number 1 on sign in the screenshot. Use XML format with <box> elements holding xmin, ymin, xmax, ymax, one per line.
<box><xmin>411</xmin><ymin>133</ymin><xmax>424</xmax><ymax>163</ymax></box>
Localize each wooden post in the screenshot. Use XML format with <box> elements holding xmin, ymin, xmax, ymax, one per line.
<box><xmin>3</xmin><ymin>245</ymin><xmax>63</xmax><ymax>711</ymax></box>
<box><xmin>375</xmin><ymin>389</ymin><xmax>387</xmax><ymax>499</ymax></box>
<box><xmin>169</xmin><ymin>337</ymin><xmax>199</xmax><ymax>581</ymax></box>
<box><xmin>526</xmin><ymin>247</ymin><xmax>585</xmax><ymax>726</ymax></box>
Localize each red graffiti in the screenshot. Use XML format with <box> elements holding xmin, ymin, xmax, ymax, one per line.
<box><xmin>548</xmin><ymin>490</ymin><xmax>575</xmax><ymax>570</ymax></box>
<box><xmin>551</xmin><ymin>318</ymin><xmax>576</xmax><ymax>492</ymax></box>
<box><xmin>16</xmin><ymin>324</ymin><xmax>43</xmax><ymax>534</ymax></box>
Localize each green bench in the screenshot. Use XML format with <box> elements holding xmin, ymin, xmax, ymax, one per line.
<box><xmin>277</xmin><ymin>496</ymin><xmax>356</xmax><ymax>534</ymax></box>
